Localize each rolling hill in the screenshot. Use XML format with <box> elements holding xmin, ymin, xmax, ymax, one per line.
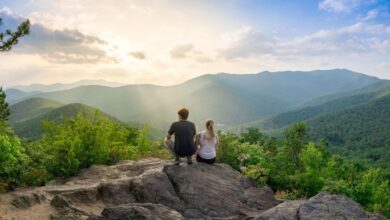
<box><xmin>8</xmin><ymin>97</ymin><xmax>64</xmax><ymax>123</ymax></box>
<box><xmin>8</xmin><ymin>98</ymin><xmax>165</xmax><ymax>140</ymax></box>
<box><xmin>9</xmin><ymin>101</ymin><xmax>121</xmax><ymax>140</ymax></box>
<box><xmin>23</xmin><ymin>69</ymin><xmax>380</xmax><ymax>129</ymax></box>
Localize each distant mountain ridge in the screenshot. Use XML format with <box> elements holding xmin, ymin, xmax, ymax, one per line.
<box><xmin>237</xmin><ymin>80</ymin><xmax>390</xmax><ymax>131</ymax></box>
<box><xmin>10</xmin><ymin>79</ymin><xmax>125</xmax><ymax>92</ymax></box>
<box><xmin>4</xmin><ymin>88</ymin><xmax>40</xmax><ymax>104</ymax></box>
<box><xmin>13</xmin><ymin>69</ymin><xmax>380</xmax><ymax>129</ymax></box>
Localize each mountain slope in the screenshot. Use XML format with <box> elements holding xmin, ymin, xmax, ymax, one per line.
<box><xmin>10</xmin><ymin>103</ymin><xmax>120</xmax><ymax>140</ymax></box>
<box><xmin>233</xmin><ymin>83</ymin><xmax>390</xmax><ymax>167</ymax></box>
<box><xmin>29</xmin><ymin>69</ymin><xmax>380</xmax><ymax>128</ymax></box>
<box><xmin>238</xmin><ymin>80</ymin><xmax>390</xmax><ymax>131</ymax></box>
<box><xmin>5</xmin><ymin>88</ymin><xmax>40</xmax><ymax>104</ymax></box>
<box><xmin>307</xmin><ymin>94</ymin><xmax>390</xmax><ymax>167</ymax></box>
<box><xmin>8</xmin><ymin>97</ymin><xmax>64</xmax><ymax>123</ymax></box>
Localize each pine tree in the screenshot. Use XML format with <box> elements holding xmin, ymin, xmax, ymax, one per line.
<box><xmin>0</xmin><ymin>87</ymin><xmax>10</xmax><ymax>121</ymax></box>
<box><xmin>0</xmin><ymin>17</ymin><xmax>30</xmax><ymax>121</ymax></box>
<box><xmin>0</xmin><ymin>17</ymin><xmax>30</xmax><ymax>52</ymax></box>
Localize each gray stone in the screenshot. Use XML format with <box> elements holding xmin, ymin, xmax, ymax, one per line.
<box><xmin>299</xmin><ymin>192</ymin><xmax>387</xmax><ymax>220</ymax></box>
<box><xmin>11</xmin><ymin>191</ymin><xmax>46</xmax><ymax>209</ymax></box>
<box><xmin>255</xmin><ymin>200</ymin><xmax>305</xmax><ymax>220</ymax></box>
<box><xmin>87</xmin><ymin>203</ymin><xmax>183</xmax><ymax>220</ymax></box>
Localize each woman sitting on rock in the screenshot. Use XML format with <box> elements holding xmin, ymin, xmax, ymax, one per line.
<box><xmin>195</xmin><ymin>119</ymin><xmax>218</xmax><ymax>164</ymax></box>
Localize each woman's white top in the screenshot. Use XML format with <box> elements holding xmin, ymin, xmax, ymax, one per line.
<box><xmin>198</xmin><ymin>130</ymin><xmax>217</xmax><ymax>159</ymax></box>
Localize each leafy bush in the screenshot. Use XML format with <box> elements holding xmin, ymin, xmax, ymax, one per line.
<box><xmin>0</xmin><ymin>122</ymin><xmax>30</xmax><ymax>191</ymax></box>
<box><xmin>39</xmin><ymin>112</ymin><xmax>141</xmax><ymax>177</ymax></box>
<box><xmin>0</xmin><ymin>110</ymin><xmax>170</xmax><ymax>192</ymax></box>
<box><xmin>217</xmin><ymin>124</ymin><xmax>390</xmax><ymax>217</ymax></box>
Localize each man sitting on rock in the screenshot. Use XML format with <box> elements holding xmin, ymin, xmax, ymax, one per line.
<box><xmin>165</xmin><ymin>108</ymin><xmax>196</xmax><ymax>165</ymax></box>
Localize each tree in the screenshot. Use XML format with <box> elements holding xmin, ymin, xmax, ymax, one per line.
<box><xmin>284</xmin><ymin>122</ymin><xmax>309</xmax><ymax>171</ymax></box>
<box><xmin>0</xmin><ymin>87</ymin><xmax>10</xmax><ymax>121</ymax></box>
<box><xmin>0</xmin><ymin>18</ymin><xmax>30</xmax><ymax>52</ymax></box>
<box><xmin>0</xmin><ymin>17</ymin><xmax>30</xmax><ymax>120</ymax></box>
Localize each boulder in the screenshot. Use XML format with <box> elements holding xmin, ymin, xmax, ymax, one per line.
<box><xmin>256</xmin><ymin>193</ymin><xmax>387</xmax><ymax>220</ymax></box>
<box><xmin>255</xmin><ymin>200</ymin><xmax>305</xmax><ymax>220</ymax></box>
<box><xmin>299</xmin><ymin>192</ymin><xmax>387</xmax><ymax>220</ymax></box>
<box><xmin>163</xmin><ymin>163</ymin><xmax>279</xmax><ymax>218</ymax></box>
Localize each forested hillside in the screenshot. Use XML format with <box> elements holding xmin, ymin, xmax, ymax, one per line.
<box><xmin>234</xmin><ymin>81</ymin><xmax>390</xmax><ymax>167</ymax></box>
<box><xmin>9</xmin><ymin>101</ymin><xmax>121</xmax><ymax>140</ymax></box>
<box><xmin>308</xmin><ymin>94</ymin><xmax>390</xmax><ymax>167</ymax></box>
<box><xmin>239</xmin><ymin>81</ymin><xmax>390</xmax><ymax>130</ymax></box>
<box><xmin>8</xmin><ymin>97</ymin><xmax>63</xmax><ymax>123</ymax></box>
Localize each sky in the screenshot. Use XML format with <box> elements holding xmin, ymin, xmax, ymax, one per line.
<box><xmin>0</xmin><ymin>0</ymin><xmax>389</xmax><ymax>87</ymax></box>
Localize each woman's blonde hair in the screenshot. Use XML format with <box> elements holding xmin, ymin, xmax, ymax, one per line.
<box><xmin>205</xmin><ymin>119</ymin><xmax>216</xmax><ymax>139</ymax></box>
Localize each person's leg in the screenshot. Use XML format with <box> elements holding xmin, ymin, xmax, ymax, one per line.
<box><xmin>196</xmin><ymin>154</ymin><xmax>216</xmax><ymax>164</ymax></box>
<box><xmin>186</xmin><ymin>156</ymin><xmax>193</xmax><ymax>165</ymax></box>
<box><xmin>196</xmin><ymin>154</ymin><xmax>202</xmax><ymax>162</ymax></box>
<box><xmin>164</xmin><ymin>140</ymin><xmax>181</xmax><ymax>165</ymax></box>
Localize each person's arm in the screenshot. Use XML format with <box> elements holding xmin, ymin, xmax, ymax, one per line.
<box><xmin>166</xmin><ymin>123</ymin><xmax>175</xmax><ymax>140</ymax></box>
<box><xmin>215</xmin><ymin>136</ymin><xmax>219</xmax><ymax>152</ymax></box>
<box><xmin>195</xmin><ymin>133</ymin><xmax>200</xmax><ymax>153</ymax></box>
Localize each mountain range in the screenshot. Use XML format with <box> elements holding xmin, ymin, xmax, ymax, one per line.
<box><xmin>5</xmin><ymin>69</ymin><xmax>389</xmax><ymax>166</ymax></box>
<box><xmin>6</xmin><ymin>69</ymin><xmax>380</xmax><ymax>130</ymax></box>
<box><xmin>10</xmin><ymin>79</ymin><xmax>125</xmax><ymax>92</ymax></box>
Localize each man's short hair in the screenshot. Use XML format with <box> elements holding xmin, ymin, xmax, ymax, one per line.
<box><xmin>178</xmin><ymin>108</ymin><xmax>189</xmax><ymax>120</ymax></box>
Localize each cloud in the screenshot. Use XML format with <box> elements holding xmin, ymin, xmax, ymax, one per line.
<box><xmin>318</xmin><ymin>0</ymin><xmax>364</xmax><ymax>12</ymax></box>
<box><xmin>0</xmin><ymin>6</ymin><xmax>13</xmax><ymax>15</ymax></box>
<box><xmin>129</xmin><ymin>51</ymin><xmax>146</xmax><ymax>59</ymax></box>
<box><xmin>219</xmin><ymin>28</ymin><xmax>275</xmax><ymax>59</ymax></box>
<box><xmin>220</xmin><ymin>22</ymin><xmax>390</xmax><ymax>60</ymax></box>
<box><xmin>169</xmin><ymin>43</ymin><xmax>214</xmax><ymax>63</ymax></box>
<box><xmin>0</xmin><ymin>11</ymin><xmax>114</xmax><ymax>64</ymax></box>
<box><xmin>170</xmin><ymin>43</ymin><xmax>194</xmax><ymax>59</ymax></box>
<box><xmin>362</xmin><ymin>9</ymin><xmax>380</xmax><ymax>20</ymax></box>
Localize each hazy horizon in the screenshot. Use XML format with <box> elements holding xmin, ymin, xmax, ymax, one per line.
<box><xmin>1</xmin><ymin>0</ymin><xmax>390</xmax><ymax>87</ymax></box>
<box><xmin>3</xmin><ymin>68</ymin><xmax>389</xmax><ymax>89</ymax></box>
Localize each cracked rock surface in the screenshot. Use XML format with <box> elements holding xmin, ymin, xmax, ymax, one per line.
<box><xmin>0</xmin><ymin>158</ymin><xmax>386</xmax><ymax>220</ymax></box>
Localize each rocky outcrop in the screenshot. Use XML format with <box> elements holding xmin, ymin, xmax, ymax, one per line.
<box><xmin>0</xmin><ymin>158</ymin><xmax>387</xmax><ymax>220</ymax></box>
<box><xmin>256</xmin><ymin>193</ymin><xmax>386</xmax><ymax>220</ymax></box>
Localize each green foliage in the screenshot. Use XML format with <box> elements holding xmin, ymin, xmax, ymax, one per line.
<box><xmin>0</xmin><ymin>18</ymin><xmax>30</xmax><ymax>52</ymax></box>
<box><xmin>39</xmin><ymin>112</ymin><xmax>139</xmax><ymax>177</ymax></box>
<box><xmin>284</xmin><ymin>122</ymin><xmax>308</xmax><ymax>171</ymax></box>
<box><xmin>352</xmin><ymin>168</ymin><xmax>390</xmax><ymax>216</ymax></box>
<box><xmin>1</xmin><ymin>108</ymin><xmax>169</xmax><ymax>192</ymax></box>
<box><xmin>0</xmin><ymin>122</ymin><xmax>30</xmax><ymax>191</ymax></box>
<box><xmin>308</xmin><ymin>94</ymin><xmax>390</xmax><ymax>168</ymax></box>
<box><xmin>218</xmin><ymin>123</ymin><xmax>390</xmax><ymax>217</ymax></box>
<box><xmin>0</xmin><ymin>87</ymin><xmax>10</xmax><ymax>121</ymax></box>
<box><xmin>216</xmin><ymin>132</ymin><xmax>241</xmax><ymax>170</ymax></box>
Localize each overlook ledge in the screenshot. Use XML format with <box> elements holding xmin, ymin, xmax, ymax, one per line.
<box><xmin>0</xmin><ymin>158</ymin><xmax>386</xmax><ymax>220</ymax></box>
